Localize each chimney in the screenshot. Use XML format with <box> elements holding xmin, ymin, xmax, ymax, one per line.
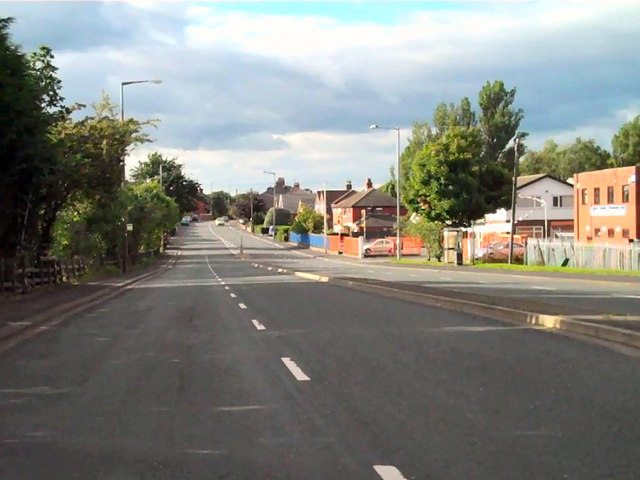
<box><xmin>365</xmin><ymin>178</ymin><xmax>373</xmax><ymax>190</ymax></box>
<box><xmin>346</xmin><ymin>180</ymin><xmax>352</xmax><ymax>191</ymax></box>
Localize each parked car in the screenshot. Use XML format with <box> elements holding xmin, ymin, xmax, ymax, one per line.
<box><xmin>363</xmin><ymin>238</ymin><xmax>394</xmax><ymax>257</ymax></box>
<box><xmin>181</xmin><ymin>216</ymin><xmax>190</xmax><ymax>226</ymax></box>
<box><xmin>478</xmin><ymin>241</ymin><xmax>525</xmax><ymax>262</ymax></box>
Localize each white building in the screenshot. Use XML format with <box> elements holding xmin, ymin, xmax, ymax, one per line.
<box><xmin>475</xmin><ymin>174</ymin><xmax>574</xmax><ymax>246</ymax></box>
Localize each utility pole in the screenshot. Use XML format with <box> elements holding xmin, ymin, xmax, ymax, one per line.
<box><xmin>508</xmin><ymin>136</ymin><xmax>520</xmax><ymax>264</ymax></box>
<box><xmin>250</xmin><ymin>188</ymin><xmax>254</xmax><ymax>220</ymax></box>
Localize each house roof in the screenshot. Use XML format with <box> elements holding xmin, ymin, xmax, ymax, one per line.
<box><xmin>333</xmin><ymin>188</ymin><xmax>396</xmax><ymax>208</ymax></box>
<box><xmin>331</xmin><ymin>189</ymin><xmax>357</xmax><ymax>206</ymax></box>
<box><xmin>354</xmin><ymin>212</ymin><xmax>396</xmax><ymax>228</ymax></box>
<box><xmin>278</xmin><ymin>191</ymin><xmax>316</xmax><ymax>212</ymax></box>
<box><xmin>517</xmin><ymin>174</ymin><xmax>572</xmax><ymax>189</ymax></box>
<box><xmin>316</xmin><ymin>189</ymin><xmax>350</xmax><ymax>205</ymax></box>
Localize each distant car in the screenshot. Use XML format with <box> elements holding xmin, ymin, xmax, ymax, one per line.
<box><xmin>181</xmin><ymin>216</ymin><xmax>190</xmax><ymax>226</ymax></box>
<box><xmin>363</xmin><ymin>238</ymin><xmax>394</xmax><ymax>257</ymax></box>
<box><xmin>190</xmin><ymin>214</ymin><xmax>199</xmax><ymax>222</ymax></box>
<box><xmin>478</xmin><ymin>241</ymin><xmax>525</xmax><ymax>262</ymax></box>
<box><xmin>215</xmin><ymin>217</ymin><xmax>228</xmax><ymax>226</ymax></box>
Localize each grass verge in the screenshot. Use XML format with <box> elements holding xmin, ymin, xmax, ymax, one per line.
<box><xmin>473</xmin><ymin>263</ymin><xmax>640</xmax><ymax>277</ymax></box>
<box><xmin>390</xmin><ymin>258</ymin><xmax>445</xmax><ymax>266</ymax></box>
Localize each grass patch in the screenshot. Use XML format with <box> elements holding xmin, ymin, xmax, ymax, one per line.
<box><xmin>473</xmin><ymin>263</ymin><xmax>640</xmax><ymax>277</ymax></box>
<box><xmin>391</xmin><ymin>258</ymin><xmax>444</xmax><ymax>266</ymax></box>
<box><xmin>77</xmin><ymin>256</ymin><xmax>162</xmax><ymax>283</ymax></box>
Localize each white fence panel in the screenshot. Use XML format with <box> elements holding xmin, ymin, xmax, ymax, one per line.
<box><xmin>526</xmin><ymin>240</ymin><xmax>640</xmax><ymax>271</ymax></box>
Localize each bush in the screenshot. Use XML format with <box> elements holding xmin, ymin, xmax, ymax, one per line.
<box><xmin>290</xmin><ymin>220</ymin><xmax>308</xmax><ymax>234</ymax></box>
<box><xmin>251</xmin><ymin>211</ymin><xmax>265</xmax><ymax>226</ymax></box>
<box><xmin>263</xmin><ymin>208</ymin><xmax>292</xmax><ymax>227</ymax></box>
<box><xmin>276</xmin><ymin>226</ymin><xmax>291</xmax><ymax>242</ymax></box>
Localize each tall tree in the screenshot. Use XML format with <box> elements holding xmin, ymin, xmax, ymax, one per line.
<box><xmin>231</xmin><ymin>191</ymin><xmax>265</xmax><ymax>219</ymax></box>
<box><xmin>519</xmin><ymin>140</ymin><xmax>562</xmax><ymax>176</ymax></box>
<box><xmin>40</xmin><ymin>93</ymin><xmax>152</xmax><ymax>254</ymax></box>
<box><xmin>131</xmin><ymin>152</ymin><xmax>201</xmax><ymax>214</ymax></box>
<box><xmin>520</xmin><ymin>138</ymin><xmax>611</xmax><ymax>179</ymax></box>
<box><xmin>611</xmin><ymin>115</ymin><xmax>640</xmax><ymax>167</ymax></box>
<box><xmin>478</xmin><ymin>80</ymin><xmax>525</xmax><ymax>168</ymax></box>
<box><xmin>406</xmin><ymin>126</ymin><xmax>489</xmax><ymax>227</ymax></box>
<box><xmin>0</xmin><ymin>18</ymin><xmax>56</xmax><ymax>256</ymax></box>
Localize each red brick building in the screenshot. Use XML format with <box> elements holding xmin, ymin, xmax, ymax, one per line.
<box><xmin>331</xmin><ymin>178</ymin><xmax>407</xmax><ymax>234</ymax></box>
<box><xmin>573</xmin><ymin>166</ymin><xmax>639</xmax><ymax>244</ymax></box>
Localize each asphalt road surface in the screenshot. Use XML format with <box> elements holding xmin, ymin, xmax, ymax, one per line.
<box><xmin>1</xmin><ymin>221</ymin><xmax>639</xmax><ymax>479</ymax></box>
<box><xmin>216</xmin><ymin>224</ymin><xmax>640</xmax><ymax>316</ymax></box>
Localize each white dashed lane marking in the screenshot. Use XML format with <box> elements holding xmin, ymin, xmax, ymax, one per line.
<box><xmin>251</xmin><ymin>320</ymin><xmax>266</xmax><ymax>330</ymax></box>
<box><xmin>373</xmin><ymin>465</ymin><xmax>408</xmax><ymax>480</ymax></box>
<box><xmin>281</xmin><ymin>357</ymin><xmax>310</xmax><ymax>381</ymax></box>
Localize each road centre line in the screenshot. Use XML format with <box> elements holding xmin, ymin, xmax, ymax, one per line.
<box><xmin>373</xmin><ymin>465</ymin><xmax>408</xmax><ymax>480</ymax></box>
<box><xmin>230</xmin><ymin>293</ymin><xmax>237</xmax><ymax>298</ymax></box>
<box><xmin>281</xmin><ymin>357</ymin><xmax>310</xmax><ymax>381</ymax></box>
<box><xmin>239</xmin><ymin>303</ymin><xmax>247</xmax><ymax>309</ymax></box>
<box><xmin>225</xmin><ymin>286</ymin><xmax>230</xmax><ymax>290</ymax></box>
<box><xmin>531</xmin><ymin>286</ymin><xmax>556</xmax><ymax>290</ymax></box>
<box><xmin>252</xmin><ymin>319</ymin><xmax>266</xmax><ymax>330</ymax></box>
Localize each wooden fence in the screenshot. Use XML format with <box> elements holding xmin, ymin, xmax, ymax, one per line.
<box><xmin>0</xmin><ymin>255</ymin><xmax>88</xmax><ymax>295</ymax></box>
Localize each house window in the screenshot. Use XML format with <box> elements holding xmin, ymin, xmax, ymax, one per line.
<box><xmin>594</xmin><ymin>187</ymin><xmax>600</xmax><ymax>204</ymax></box>
<box><xmin>562</xmin><ymin>195</ymin><xmax>574</xmax><ymax>207</ymax></box>
<box><xmin>622</xmin><ymin>229</ymin><xmax>630</xmax><ymax>238</ymax></box>
<box><xmin>553</xmin><ymin>196</ymin><xmax>562</xmax><ymax>207</ymax></box>
<box><xmin>608</xmin><ymin>228</ymin><xmax>615</xmax><ymax>238</ymax></box>
<box><xmin>581</xmin><ymin>188</ymin><xmax>588</xmax><ymax>205</ymax></box>
<box><xmin>607</xmin><ymin>186</ymin><xmax>614</xmax><ymax>204</ymax></box>
<box><xmin>622</xmin><ymin>185</ymin><xmax>629</xmax><ymax>203</ymax></box>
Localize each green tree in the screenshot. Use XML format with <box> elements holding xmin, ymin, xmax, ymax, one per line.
<box><xmin>519</xmin><ymin>140</ymin><xmax>562</xmax><ymax>176</ymax></box>
<box><xmin>125</xmin><ymin>181</ymin><xmax>179</xmax><ymax>256</ymax></box>
<box><xmin>379</xmin><ymin>166</ymin><xmax>397</xmax><ymax>198</ymax></box>
<box><xmin>207</xmin><ymin>191</ymin><xmax>231</xmax><ymax>218</ymax></box>
<box><xmin>520</xmin><ymin>138</ymin><xmax>611</xmax><ymax>179</ymax></box>
<box><xmin>404</xmin><ymin>217</ymin><xmax>443</xmax><ymax>261</ymax></box>
<box><xmin>131</xmin><ymin>152</ymin><xmax>201</xmax><ymax>214</ymax></box>
<box><xmin>406</xmin><ymin>126</ymin><xmax>490</xmax><ymax>227</ymax></box>
<box><xmin>292</xmin><ymin>205</ymin><xmax>324</xmax><ymax>234</ymax></box>
<box><xmin>0</xmin><ymin>18</ymin><xmax>54</xmax><ymax>256</ymax></box>
<box><xmin>612</xmin><ymin>115</ymin><xmax>640</xmax><ymax>167</ymax></box>
<box><xmin>231</xmin><ymin>191</ymin><xmax>265</xmax><ymax>219</ymax></box>
<box><xmin>42</xmin><ymin>93</ymin><xmax>152</xmax><ymax>255</ymax></box>
<box><xmin>561</xmin><ymin>137</ymin><xmax>611</xmax><ymax>178</ymax></box>
<box><xmin>263</xmin><ymin>208</ymin><xmax>292</xmax><ymax>227</ymax></box>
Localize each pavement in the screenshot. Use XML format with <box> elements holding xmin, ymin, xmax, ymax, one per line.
<box><xmin>1</xmin><ymin>220</ymin><xmax>640</xmax><ymax>479</ymax></box>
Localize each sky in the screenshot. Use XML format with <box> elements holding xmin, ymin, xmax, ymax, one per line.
<box><xmin>2</xmin><ymin>1</ymin><xmax>639</xmax><ymax>194</ymax></box>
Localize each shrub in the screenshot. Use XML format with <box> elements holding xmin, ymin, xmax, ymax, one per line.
<box><xmin>290</xmin><ymin>220</ymin><xmax>308</xmax><ymax>234</ymax></box>
<box><xmin>276</xmin><ymin>226</ymin><xmax>291</xmax><ymax>242</ymax></box>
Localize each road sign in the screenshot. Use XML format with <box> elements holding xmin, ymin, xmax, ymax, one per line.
<box><xmin>126</xmin><ymin>223</ymin><xmax>133</xmax><ymax>232</ymax></box>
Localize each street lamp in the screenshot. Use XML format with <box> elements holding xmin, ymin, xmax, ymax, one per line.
<box><xmin>508</xmin><ymin>137</ymin><xmax>520</xmax><ymax>264</ymax></box>
<box><xmin>119</xmin><ymin>78</ymin><xmax>162</xmax><ymax>273</ymax></box>
<box><xmin>263</xmin><ymin>170</ymin><xmax>276</xmax><ymax>240</ymax></box>
<box><xmin>370</xmin><ymin>124</ymin><xmax>402</xmax><ymax>260</ymax></box>
<box><xmin>518</xmin><ymin>195</ymin><xmax>548</xmax><ymax>239</ymax></box>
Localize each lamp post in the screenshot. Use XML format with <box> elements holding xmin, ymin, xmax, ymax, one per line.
<box><xmin>119</xmin><ymin>78</ymin><xmax>162</xmax><ymax>273</ymax></box>
<box><xmin>518</xmin><ymin>195</ymin><xmax>548</xmax><ymax>239</ymax></box>
<box><xmin>263</xmin><ymin>170</ymin><xmax>276</xmax><ymax>240</ymax></box>
<box><xmin>508</xmin><ymin>136</ymin><xmax>520</xmax><ymax>265</ymax></box>
<box><xmin>323</xmin><ymin>182</ymin><xmax>328</xmax><ymax>254</ymax></box>
<box><xmin>370</xmin><ymin>124</ymin><xmax>401</xmax><ymax>260</ymax></box>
